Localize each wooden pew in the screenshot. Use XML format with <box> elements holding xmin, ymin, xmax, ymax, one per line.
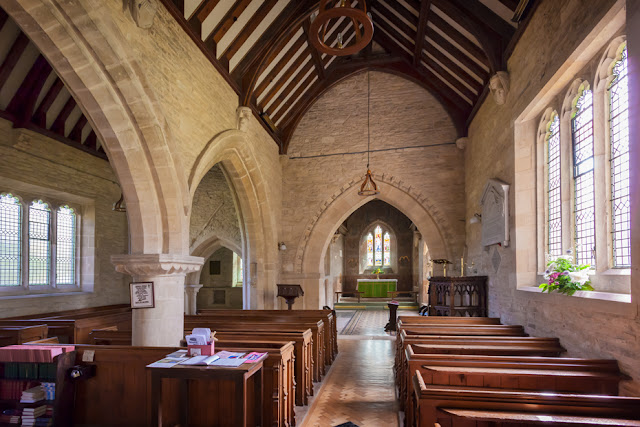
<box><xmin>25</xmin><ymin>336</ymin><xmax>61</xmax><ymax>344</ymax></box>
<box><xmin>396</xmin><ymin>325</ymin><xmax>526</xmax><ymax>336</ymax></box>
<box><xmin>411</xmin><ymin>372</ymin><xmax>640</xmax><ymax>427</ymax></box>
<box><xmin>89</xmin><ymin>328</ymin><xmax>314</xmax><ymax>407</ymax></box>
<box><xmin>2</xmin><ymin>304</ymin><xmax>131</xmax><ymax>320</ymax></box>
<box><xmin>185</xmin><ymin>317</ymin><xmax>325</xmax><ymax>382</ymax></box>
<box><xmin>403</xmin><ymin>346</ymin><xmax>628</xmax><ymax>423</ymax></box>
<box><xmin>0</xmin><ymin>324</ymin><xmax>48</xmax><ymax>346</ymax></box>
<box><xmin>0</xmin><ymin>309</ymin><xmax>131</xmax><ymax>344</ymax></box>
<box><xmin>395</xmin><ymin>326</ymin><xmax>530</xmax><ymax>389</ymax></box>
<box><xmin>195</xmin><ymin>309</ymin><xmax>338</xmax><ymax>364</ymax></box>
<box><xmin>397</xmin><ymin>316</ymin><xmax>501</xmax><ymax>325</ymax></box>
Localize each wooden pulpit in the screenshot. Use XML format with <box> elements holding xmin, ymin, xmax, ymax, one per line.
<box><xmin>277</xmin><ymin>284</ymin><xmax>304</xmax><ymax>310</ymax></box>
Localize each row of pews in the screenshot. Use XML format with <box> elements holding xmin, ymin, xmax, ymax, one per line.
<box><xmin>2</xmin><ymin>305</ymin><xmax>337</xmax><ymax>426</ymax></box>
<box><xmin>395</xmin><ymin>316</ymin><xmax>640</xmax><ymax>426</ymax></box>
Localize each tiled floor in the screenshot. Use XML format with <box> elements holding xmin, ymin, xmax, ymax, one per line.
<box><xmin>300</xmin><ymin>338</ymin><xmax>400</xmax><ymax>427</ymax></box>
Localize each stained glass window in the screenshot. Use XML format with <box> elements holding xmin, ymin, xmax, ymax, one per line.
<box><xmin>547</xmin><ymin>114</ymin><xmax>562</xmax><ymax>256</ymax></box>
<box><xmin>0</xmin><ymin>194</ymin><xmax>22</xmax><ymax>286</ymax></box>
<box><xmin>383</xmin><ymin>232</ymin><xmax>390</xmax><ymax>265</ymax></box>
<box><xmin>374</xmin><ymin>226</ymin><xmax>383</xmax><ymax>266</ymax></box>
<box><xmin>366</xmin><ymin>233</ymin><xmax>373</xmax><ymax>266</ymax></box>
<box><xmin>56</xmin><ymin>205</ymin><xmax>76</xmax><ymax>285</ymax></box>
<box><xmin>28</xmin><ymin>200</ymin><xmax>51</xmax><ymax>286</ymax></box>
<box><xmin>609</xmin><ymin>46</ymin><xmax>630</xmax><ymax>268</ymax></box>
<box><xmin>572</xmin><ymin>89</ymin><xmax>596</xmax><ymax>266</ymax></box>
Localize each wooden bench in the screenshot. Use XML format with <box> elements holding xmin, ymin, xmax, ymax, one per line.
<box><xmin>192</xmin><ymin>310</ymin><xmax>337</xmax><ymax>366</ymax></box>
<box><xmin>334</xmin><ymin>291</ymin><xmax>365</xmax><ymax>303</ymax></box>
<box><xmin>185</xmin><ymin>317</ymin><xmax>325</xmax><ymax>382</ymax></box>
<box><xmin>387</xmin><ymin>291</ymin><xmax>418</xmax><ymax>301</ymax></box>
<box><xmin>402</xmin><ymin>346</ymin><xmax>628</xmax><ymax>422</ymax></box>
<box><xmin>397</xmin><ymin>316</ymin><xmax>501</xmax><ymax>325</ymax></box>
<box><xmin>411</xmin><ymin>372</ymin><xmax>640</xmax><ymax>427</ymax></box>
<box><xmin>89</xmin><ymin>328</ymin><xmax>314</xmax><ymax>407</ymax></box>
<box><xmin>0</xmin><ymin>324</ymin><xmax>48</xmax><ymax>346</ymax></box>
<box><xmin>25</xmin><ymin>336</ymin><xmax>61</xmax><ymax>344</ymax></box>
<box><xmin>3</xmin><ymin>304</ymin><xmax>131</xmax><ymax>320</ymax></box>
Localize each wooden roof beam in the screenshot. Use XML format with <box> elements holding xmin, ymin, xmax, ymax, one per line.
<box><xmin>33</xmin><ymin>77</ymin><xmax>63</xmax><ymax>127</ymax></box>
<box><xmin>428</xmin><ymin>13</ymin><xmax>489</xmax><ymax>69</ymax></box>
<box><xmin>69</xmin><ymin>114</ymin><xmax>87</xmax><ymax>143</ymax></box>
<box><xmin>0</xmin><ymin>33</ymin><xmax>29</xmax><ymax>88</ymax></box>
<box><xmin>51</xmin><ymin>95</ymin><xmax>76</xmax><ymax>134</ymax></box>
<box><xmin>258</xmin><ymin>45</ymin><xmax>311</xmax><ymax>109</ymax></box>
<box><xmin>448</xmin><ymin>0</ymin><xmax>515</xmax><ymax>40</ymax></box>
<box><xmin>303</xmin><ymin>18</ymin><xmax>326</xmax><ymax>80</ymax></box>
<box><xmin>424</xmin><ymin>27</ymin><xmax>488</xmax><ymax>82</ymax></box>
<box><xmin>187</xmin><ymin>0</ymin><xmax>220</xmax><ymax>39</ymax></box>
<box><xmin>6</xmin><ymin>55</ymin><xmax>52</xmax><ymax>128</ymax></box>
<box><xmin>253</xmin><ymin>36</ymin><xmax>306</xmax><ymax>101</ymax></box>
<box><xmin>413</xmin><ymin>0</ymin><xmax>431</xmax><ymax>66</ymax></box>
<box><xmin>221</xmin><ymin>0</ymin><xmax>280</xmax><ymax>63</ymax></box>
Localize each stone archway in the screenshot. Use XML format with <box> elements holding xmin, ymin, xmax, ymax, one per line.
<box><xmin>295</xmin><ymin>173</ymin><xmax>455</xmax><ymax>308</ymax></box>
<box><xmin>189</xmin><ymin>129</ymin><xmax>279</xmax><ymax>308</ymax></box>
<box><xmin>2</xmin><ymin>0</ymin><xmax>201</xmax><ymax>346</ymax></box>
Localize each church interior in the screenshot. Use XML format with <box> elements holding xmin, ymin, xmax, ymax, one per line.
<box><xmin>0</xmin><ymin>0</ymin><xmax>639</xmax><ymax>425</ymax></box>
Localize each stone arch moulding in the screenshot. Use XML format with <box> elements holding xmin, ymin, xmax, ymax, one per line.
<box><xmin>297</xmin><ymin>173</ymin><xmax>454</xmax><ymax>277</ymax></box>
<box><xmin>188</xmin><ymin>234</ymin><xmax>242</xmax><ymax>285</ymax></box>
<box><xmin>594</xmin><ymin>35</ymin><xmax>627</xmax><ymax>91</ymax></box>
<box><xmin>189</xmin><ymin>129</ymin><xmax>278</xmax><ymax>309</ymax></box>
<box><xmin>2</xmin><ymin>0</ymin><xmax>190</xmax><ymax>255</ymax></box>
<box><xmin>561</xmin><ymin>79</ymin><xmax>591</xmax><ymax>120</ymax></box>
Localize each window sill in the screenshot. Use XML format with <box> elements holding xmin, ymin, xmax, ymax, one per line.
<box><xmin>0</xmin><ymin>290</ymin><xmax>93</xmax><ymax>300</ymax></box>
<box><xmin>518</xmin><ymin>286</ymin><xmax>631</xmax><ymax>303</ymax></box>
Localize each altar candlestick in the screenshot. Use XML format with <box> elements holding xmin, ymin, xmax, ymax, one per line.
<box><xmin>461</xmin><ymin>256</ymin><xmax>464</xmax><ymax>276</ymax></box>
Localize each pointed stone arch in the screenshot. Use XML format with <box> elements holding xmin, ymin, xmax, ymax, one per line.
<box><xmin>189</xmin><ymin>129</ymin><xmax>279</xmax><ymax>308</ymax></box>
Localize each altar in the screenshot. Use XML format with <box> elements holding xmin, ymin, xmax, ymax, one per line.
<box><xmin>357</xmin><ymin>279</ymin><xmax>397</xmax><ymax>298</ymax></box>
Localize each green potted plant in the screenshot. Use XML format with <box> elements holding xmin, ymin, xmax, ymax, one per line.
<box><xmin>539</xmin><ymin>249</ymin><xmax>594</xmax><ymax>296</ymax></box>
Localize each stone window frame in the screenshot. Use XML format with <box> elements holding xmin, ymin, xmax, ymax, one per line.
<box><xmin>0</xmin><ymin>181</ymin><xmax>95</xmax><ymax>298</ymax></box>
<box><xmin>516</xmin><ymin>5</ymin><xmax>630</xmax><ymax>302</ymax></box>
<box><xmin>359</xmin><ymin>220</ymin><xmax>397</xmax><ymax>274</ymax></box>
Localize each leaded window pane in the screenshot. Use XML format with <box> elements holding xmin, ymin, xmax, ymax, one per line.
<box><xmin>28</xmin><ymin>200</ymin><xmax>50</xmax><ymax>286</ymax></box>
<box><xmin>609</xmin><ymin>47</ymin><xmax>631</xmax><ymax>267</ymax></box>
<box><xmin>572</xmin><ymin>89</ymin><xmax>596</xmax><ymax>266</ymax></box>
<box><xmin>547</xmin><ymin>114</ymin><xmax>562</xmax><ymax>256</ymax></box>
<box><xmin>56</xmin><ymin>205</ymin><xmax>76</xmax><ymax>285</ymax></box>
<box><xmin>0</xmin><ymin>194</ymin><xmax>22</xmax><ymax>286</ymax></box>
<box><xmin>374</xmin><ymin>226</ymin><xmax>382</xmax><ymax>266</ymax></box>
<box><xmin>366</xmin><ymin>233</ymin><xmax>373</xmax><ymax>266</ymax></box>
<box><xmin>383</xmin><ymin>232</ymin><xmax>390</xmax><ymax>266</ymax></box>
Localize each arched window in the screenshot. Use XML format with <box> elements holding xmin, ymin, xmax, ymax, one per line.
<box><xmin>366</xmin><ymin>225</ymin><xmax>391</xmax><ymax>268</ymax></box>
<box><xmin>608</xmin><ymin>45</ymin><xmax>630</xmax><ymax>267</ymax></box>
<box><xmin>546</xmin><ymin>113</ymin><xmax>561</xmax><ymax>255</ymax></box>
<box><xmin>56</xmin><ymin>205</ymin><xmax>76</xmax><ymax>285</ymax></box>
<box><xmin>572</xmin><ymin>88</ymin><xmax>596</xmax><ymax>266</ymax></box>
<box><xmin>366</xmin><ymin>233</ymin><xmax>373</xmax><ymax>266</ymax></box>
<box><xmin>0</xmin><ymin>194</ymin><xmax>22</xmax><ymax>287</ymax></box>
<box><xmin>383</xmin><ymin>232</ymin><xmax>390</xmax><ymax>266</ymax></box>
<box><xmin>28</xmin><ymin>200</ymin><xmax>51</xmax><ymax>286</ymax></box>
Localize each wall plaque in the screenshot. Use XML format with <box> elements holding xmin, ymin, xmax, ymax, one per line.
<box><xmin>480</xmin><ymin>178</ymin><xmax>510</xmax><ymax>247</ymax></box>
<box><xmin>130</xmin><ymin>282</ymin><xmax>155</xmax><ymax>308</ymax></box>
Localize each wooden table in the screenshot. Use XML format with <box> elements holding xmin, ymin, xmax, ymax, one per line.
<box><xmin>148</xmin><ymin>360</ymin><xmax>264</xmax><ymax>427</ymax></box>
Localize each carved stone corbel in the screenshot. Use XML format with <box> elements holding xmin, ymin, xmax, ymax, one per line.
<box><xmin>236</xmin><ymin>106</ymin><xmax>252</xmax><ymax>132</ymax></box>
<box><xmin>489</xmin><ymin>71</ymin><xmax>510</xmax><ymax>105</ymax></box>
<box><xmin>455</xmin><ymin>137</ymin><xmax>468</xmax><ymax>150</ymax></box>
<box><xmin>125</xmin><ymin>0</ymin><xmax>158</xmax><ymax>29</ymax></box>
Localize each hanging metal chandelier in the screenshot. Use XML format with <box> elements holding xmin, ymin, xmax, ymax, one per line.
<box><xmin>358</xmin><ymin>71</ymin><xmax>379</xmax><ymax>196</ymax></box>
<box><xmin>309</xmin><ymin>0</ymin><xmax>374</xmax><ymax>57</ymax></box>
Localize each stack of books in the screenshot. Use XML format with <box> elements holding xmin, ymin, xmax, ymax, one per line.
<box><xmin>0</xmin><ymin>409</ymin><xmax>21</xmax><ymax>424</ymax></box>
<box><xmin>20</xmin><ymin>405</ymin><xmax>46</xmax><ymax>426</ymax></box>
<box><xmin>0</xmin><ymin>380</ymin><xmax>39</xmax><ymax>400</ymax></box>
<box><xmin>20</xmin><ymin>385</ymin><xmax>45</xmax><ymax>403</ymax></box>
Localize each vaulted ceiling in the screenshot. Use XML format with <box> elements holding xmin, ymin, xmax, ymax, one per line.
<box><xmin>0</xmin><ymin>9</ymin><xmax>105</xmax><ymax>159</ymax></box>
<box><xmin>163</xmin><ymin>0</ymin><xmax>536</xmax><ymax>153</ymax></box>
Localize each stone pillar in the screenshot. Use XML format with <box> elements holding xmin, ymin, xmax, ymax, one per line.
<box><xmin>111</xmin><ymin>254</ymin><xmax>203</xmax><ymax>346</ymax></box>
<box><xmin>184</xmin><ymin>284</ymin><xmax>203</xmax><ymax>315</ymax></box>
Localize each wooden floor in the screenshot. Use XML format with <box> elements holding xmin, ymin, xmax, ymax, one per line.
<box><xmin>301</xmin><ymin>337</ymin><xmax>400</xmax><ymax>427</ymax></box>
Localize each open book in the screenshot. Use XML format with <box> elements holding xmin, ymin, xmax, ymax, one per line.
<box><xmin>179</xmin><ymin>355</ymin><xmax>220</xmax><ymax>366</ymax></box>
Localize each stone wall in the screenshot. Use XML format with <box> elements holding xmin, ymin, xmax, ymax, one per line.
<box><xmin>190</xmin><ymin>164</ymin><xmax>241</xmax><ymax>253</ymax></box>
<box><xmin>342</xmin><ymin>200</ymin><xmax>413</xmax><ymax>291</ymax></box>
<box><xmin>465</xmin><ymin>0</ymin><xmax>640</xmax><ymax>395</ymax></box>
<box><xmin>0</xmin><ymin>118</ymin><xmax>128</xmax><ymax>317</ymax></box>
<box><xmin>281</xmin><ymin>71</ymin><xmax>464</xmax><ymax>308</ymax></box>
<box><xmin>197</xmin><ymin>247</ymin><xmax>242</xmax><ymax>309</ymax></box>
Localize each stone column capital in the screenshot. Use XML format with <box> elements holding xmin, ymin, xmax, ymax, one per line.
<box><xmin>111</xmin><ymin>254</ymin><xmax>204</xmax><ymax>277</ymax></box>
<box><xmin>185</xmin><ymin>283</ymin><xmax>204</xmax><ymax>295</ymax></box>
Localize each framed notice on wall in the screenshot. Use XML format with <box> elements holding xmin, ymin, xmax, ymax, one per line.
<box><xmin>130</xmin><ymin>282</ymin><xmax>155</xmax><ymax>308</ymax></box>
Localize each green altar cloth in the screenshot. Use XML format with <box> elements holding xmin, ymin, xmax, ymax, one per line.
<box><xmin>357</xmin><ymin>280</ymin><xmax>397</xmax><ymax>298</ymax></box>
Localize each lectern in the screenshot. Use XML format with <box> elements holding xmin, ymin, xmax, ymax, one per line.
<box><xmin>277</xmin><ymin>284</ymin><xmax>304</xmax><ymax>310</ymax></box>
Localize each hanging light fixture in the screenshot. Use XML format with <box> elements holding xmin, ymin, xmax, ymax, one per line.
<box><xmin>358</xmin><ymin>71</ymin><xmax>379</xmax><ymax>197</ymax></box>
<box><xmin>309</xmin><ymin>0</ymin><xmax>374</xmax><ymax>57</ymax></box>
<box><xmin>112</xmin><ymin>192</ymin><xmax>126</xmax><ymax>212</ymax></box>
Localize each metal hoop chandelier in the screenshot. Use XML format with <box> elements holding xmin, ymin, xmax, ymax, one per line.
<box><xmin>309</xmin><ymin>0</ymin><xmax>374</xmax><ymax>57</ymax></box>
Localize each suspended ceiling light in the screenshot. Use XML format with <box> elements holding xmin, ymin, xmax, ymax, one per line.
<box><xmin>309</xmin><ymin>0</ymin><xmax>374</xmax><ymax>56</ymax></box>
<box><xmin>358</xmin><ymin>71</ymin><xmax>379</xmax><ymax>197</ymax></box>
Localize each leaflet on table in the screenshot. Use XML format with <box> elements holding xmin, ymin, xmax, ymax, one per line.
<box><xmin>215</xmin><ymin>351</ymin><xmax>246</xmax><ymax>359</ymax></box>
<box><xmin>207</xmin><ymin>351</ymin><xmax>247</xmax><ymax>367</ymax></box>
<box><xmin>147</xmin><ymin>357</ymin><xmax>184</xmax><ymax>368</ymax></box>
<box><xmin>179</xmin><ymin>354</ymin><xmax>220</xmax><ymax>366</ymax></box>
<box><xmin>243</xmin><ymin>352</ymin><xmax>268</xmax><ymax>363</ymax></box>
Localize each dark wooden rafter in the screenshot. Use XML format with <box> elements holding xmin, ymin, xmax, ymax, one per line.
<box><xmin>209</xmin><ymin>0</ymin><xmax>253</xmax><ymax>45</ymax></box>
<box><xmin>498</xmin><ymin>0</ymin><xmax>518</xmax><ymax>11</ymax></box>
<box><xmin>0</xmin><ymin>7</ymin><xmax>8</xmax><ymax>30</ymax></box>
<box><xmin>69</xmin><ymin>115</ymin><xmax>88</xmax><ymax>143</ymax></box>
<box><xmin>449</xmin><ymin>0</ymin><xmax>515</xmax><ymax>39</ymax></box>
<box><xmin>187</xmin><ymin>0</ymin><xmax>219</xmax><ymax>39</ymax></box>
<box><xmin>0</xmin><ymin>33</ymin><xmax>29</xmax><ymax>88</ymax></box>
<box><xmin>6</xmin><ymin>55</ymin><xmax>52</xmax><ymax>127</ymax></box>
<box><xmin>303</xmin><ymin>18</ymin><xmax>326</xmax><ymax>80</ymax></box>
<box><xmin>259</xmin><ymin>44</ymin><xmax>311</xmax><ymax>109</ymax></box>
<box><xmin>424</xmin><ymin>26</ymin><xmax>488</xmax><ymax>81</ymax></box>
<box><xmin>51</xmin><ymin>95</ymin><xmax>76</xmax><ymax>134</ymax></box>
<box><xmin>253</xmin><ymin>36</ymin><xmax>306</xmax><ymax>99</ymax></box>
<box><xmin>33</xmin><ymin>77</ymin><xmax>63</xmax><ymax>126</ymax></box>
<box><xmin>413</xmin><ymin>0</ymin><xmax>431</xmax><ymax>66</ymax></box>
<box><xmin>428</xmin><ymin>13</ymin><xmax>489</xmax><ymax>69</ymax></box>
<box><xmin>221</xmin><ymin>0</ymin><xmax>280</xmax><ymax>62</ymax></box>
